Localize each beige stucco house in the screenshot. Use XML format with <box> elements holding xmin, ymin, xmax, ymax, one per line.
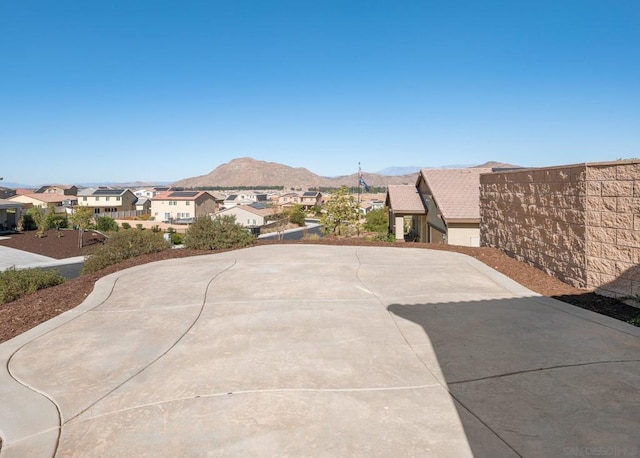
<box><xmin>9</xmin><ymin>193</ymin><xmax>77</xmax><ymax>213</ymax></box>
<box><xmin>0</xmin><ymin>199</ymin><xmax>22</xmax><ymax>232</ymax></box>
<box><xmin>300</xmin><ymin>191</ymin><xmax>322</xmax><ymax>209</ymax></box>
<box><xmin>215</xmin><ymin>204</ymin><xmax>275</xmax><ymax>227</ymax></box>
<box><xmin>34</xmin><ymin>184</ymin><xmax>78</xmax><ymax>196</ymax></box>
<box><xmin>77</xmin><ymin>188</ymin><xmax>137</xmax><ymax>214</ymax></box>
<box><xmin>151</xmin><ymin>191</ymin><xmax>218</xmax><ymax>222</ymax></box>
<box><xmin>386</xmin><ymin>168</ymin><xmax>492</xmax><ymax>247</ymax></box>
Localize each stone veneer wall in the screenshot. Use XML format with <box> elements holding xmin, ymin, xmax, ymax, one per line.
<box><xmin>480</xmin><ymin>160</ymin><xmax>640</xmax><ymax>299</ymax></box>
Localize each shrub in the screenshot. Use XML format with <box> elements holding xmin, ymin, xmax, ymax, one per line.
<box><xmin>136</xmin><ymin>223</ymin><xmax>144</xmax><ymax>230</ymax></box>
<box><xmin>629</xmin><ymin>317</ymin><xmax>640</xmax><ymax>327</ymax></box>
<box><xmin>170</xmin><ymin>232</ymin><xmax>183</xmax><ymax>245</ymax></box>
<box><xmin>183</xmin><ymin>215</ymin><xmax>255</xmax><ymax>250</ymax></box>
<box><xmin>364</xmin><ymin>208</ymin><xmax>388</xmax><ymax>233</ymax></box>
<box><xmin>95</xmin><ymin>215</ymin><xmax>118</xmax><ymax>233</ymax></box>
<box><xmin>0</xmin><ymin>267</ymin><xmax>65</xmax><ymax>304</ymax></box>
<box><xmin>286</xmin><ymin>204</ymin><xmax>306</xmax><ymax>226</ymax></box>
<box><xmin>19</xmin><ymin>213</ymin><xmax>37</xmax><ymax>231</ymax></box>
<box><xmin>369</xmin><ymin>232</ymin><xmax>395</xmax><ymax>242</ymax></box>
<box><xmin>82</xmin><ymin>229</ymin><xmax>170</xmax><ymax>274</ymax></box>
<box><xmin>44</xmin><ymin>213</ymin><xmax>68</xmax><ymax>230</ymax></box>
<box><xmin>121</xmin><ymin>222</ymin><xmax>131</xmax><ymax>230</ymax></box>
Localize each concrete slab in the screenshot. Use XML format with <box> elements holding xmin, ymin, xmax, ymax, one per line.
<box><xmin>0</xmin><ymin>244</ymin><xmax>85</xmax><ymax>278</ymax></box>
<box><xmin>0</xmin><ymin>245</ymin><xmax>639</xmax><ymax>457</ymax></box>
<box><xmin>0</xmin><ymin>245</ymin><xmax>57</xmax><ymax>270</ymax></box>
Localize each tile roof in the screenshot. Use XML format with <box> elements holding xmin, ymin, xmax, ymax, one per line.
<box><xmin>419</xmin><ymin>168</ymin><xmax>492</xmax><ymax>221</ymax></box>
<box><xmin>10</xmin><ymin>193</ymin><xmax>76</xmax><ymax>204</ymax></box>
<box><xmin>386</xmin><ymin>185</ymin><xmax>425</xmax><ymax>213</ymax></box>
<box><xmin>0</xmin><ymin>199</ymin><xmax>23</xmax><ymax>209</ymax></box>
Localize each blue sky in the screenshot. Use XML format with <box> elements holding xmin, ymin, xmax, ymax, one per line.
<box><xmin>1</xmin><ymin>0</ymin><xmax>639</xmax><ymax>185</ymax></box>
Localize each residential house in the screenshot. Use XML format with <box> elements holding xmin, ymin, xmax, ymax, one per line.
<box><xmin>35</xmin><ymin>184</ymin><xmax>78</xmax><ymax>196</ymax></box>
<box><xmin>277</xmin><ymin>192</ymin><xmax>302</xmax><ymax>208</ymax></box>
<box><xmin>134</xmin><ymin>189</ymin><xmax>155</xmax><ymax>199</ymax></box>
<box><xmin>223</xmin><ymin>192</ymin><xmax>268</xmax><ymax>209</ymax></box>
<box><xmin>385</xmin><ymin>185</ymin><xmax>427</xmax><ymax>241</ymax></box>
<box><xmin>300</xmin><ymin>191</ymin><xmax>322</xmax><ymax>210</ymax></box>
<box><xmin>0</xmin><ymin>187</ymin><xmax>16</xmax><ymax>199</ymax></box>
<box><xmin>77</xmin><ymin>188</ymin><xmax>137</xmax><ymax>214</ymax></box>
<box><xmin>8</xmin><ymin>193</ymin><xmax>77</xmax><ymax>214</ymax></box>
<box><xmin>0</xmin><ymin>199</ymin><xmax>22</xmax><ymax>232</ymax></box>
<box><xmin>386</xmin><ymin>168</ymin><xmax>492</xmax><ymax>247</ymax></box>
<box><xmin>151</xmin><ymin>191</ymin><xmax>218</xmax><ymax>222</ymax></box>
<box><xmin>134</xmin><ymin>187</ymin><xmax>171</xmax><ymax>199</ymax></box>
<box><xmin>135</xmin><ymin>197</ymin><xmax>151</xmax><ymax>213</ymax></box>
<box><xmin>215</xmin><ymin>203</ymin><xmax>275</xmax><ymax>227</ymax></box>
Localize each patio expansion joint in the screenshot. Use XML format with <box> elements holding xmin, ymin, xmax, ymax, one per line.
<box><xmin>355</xmin><ymin>247</ymin><xmax>525</xmax><ymax>458</ymax></box>
<box><xmin>62</xmin><ymin>257</ymin><xmax>238</xmax><ymax>426</ymax></box>
<box><xmin>65</xmin><ymin>383</ymin><xmax>443</xmax><ymax>426</ymax></box>
<box><xmin>448</xmin><ymin>359</ymin><xmax>640</xmax><ymax>386</ymax></box>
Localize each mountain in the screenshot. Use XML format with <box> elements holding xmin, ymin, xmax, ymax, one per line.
<box><xmin>172</xmin><ymin>157</ymin><xmax>417</xmax><ymax>189</ymax></box>
<box><xmin>377</xmin><ymin>166</ymin><xmax>422</xmax><ymax>176</ymax></box>
<box><xmin>0</xmin><ymin>182</ymin><xmax>34</xmax><ymax>189</ymax></box>
<box><xmin>472</xmin><ymin>161</ymin><xmax>520</xmax><ymax>169</ymax></box>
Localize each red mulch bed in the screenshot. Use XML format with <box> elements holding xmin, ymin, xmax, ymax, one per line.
<box><xmin>0</xmin><ymin>231</ymin><xmax>638</xmax><ymax>344</ymax></box>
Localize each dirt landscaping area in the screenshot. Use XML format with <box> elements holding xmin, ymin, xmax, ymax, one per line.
<box><xmin>1</xmin><ymin>229</ymin><xmax>639</xmax><ymax>344</ymax></box>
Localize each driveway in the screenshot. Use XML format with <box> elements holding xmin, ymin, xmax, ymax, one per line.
<box><xmin>0</xmin><ymin>244</ymin><xmax>85</xmax><ymax>278</ymax></box>
<box><xmin>0</xmin><ymin>245</ymin><xmax>638</xmax><ymax>457</ymax></box>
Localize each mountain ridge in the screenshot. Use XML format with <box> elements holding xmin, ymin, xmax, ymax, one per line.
<box><xmin>172</xmin><ymin>157</ymin><xmax>520</xmax><ymax>189</ymax></box>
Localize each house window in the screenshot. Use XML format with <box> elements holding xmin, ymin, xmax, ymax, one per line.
<box><xmin>116</xmin><ymin>196</ymin><xmax>121</xmax><ymax>201</ymax></box>
<box><xmin>95</xmin><ymin>197</ymin><xmax>100</xmax><ymax>201</ymax></box>
<box><xmin>82</xmin><ymin>196</ymin><xmax>87</xmax><ymax>201</ymax></box>
<box><xmin>106</xmin><ymin>196</ymin><xmax>110</xmax><ymax>201</ymax></box>
<box><xmin>186</xmin><ymin>201</ymin><xmax>190</xmax><ymax>206</ymax></box>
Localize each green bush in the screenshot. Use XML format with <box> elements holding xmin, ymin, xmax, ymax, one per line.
<box><xmin>82</xmin><ymin>229</ymin><xmax>170</xmax><ymax>274</ymax></box>
<box><xmin>121</xmin><ymin>222</ymin><xmax>131</xmax><ymax>230</ymax></box>
<box><xmin>287</xmin><ymin>204</ymin><xmax>306</xmax><ymax>226</ymax></box>
<box><xmin>95</xmin><ymin>215</ymin><xmax>118</xmax><ymax>233</ymax></box>
<box><xmin>46</xmin><ymin>213</ymin><xmax>68</xmax><ymax>230</ymax></box>
<box><xmin>20</xmin><ymin>213</ymin><xmax>37</xmax><ymax>231</ymax></box>
<box><xmin>170</xmin><ymin>232</ymin><xmax>183</xmax><ymax>245</ymax></box>
<box><xmin>0</xmin><ymin>267</ymin><xmax>65</xmax><ymax>304</ymax></box>
<box><xmin>369</xmin><ymin>232</ymin><xmax>395</xmax><ymax>242</ymax></box>
<box><xmin>184</xmin><ymin>215</ymin><xmax>255</xmax><ymax>250</ymax></box>
<box><xmin>364</xmin><ymin>208</ymin><xmax>388</xmax><ymax>233</ymax></box>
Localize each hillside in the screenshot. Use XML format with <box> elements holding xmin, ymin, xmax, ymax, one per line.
<box><xmin>172</xmin><ymin>157</ymin><xmax>417</xmax><ymax>189</ymax></box>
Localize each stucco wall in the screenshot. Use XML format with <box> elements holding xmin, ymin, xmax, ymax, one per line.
<box><xmin>448</xmin><ymin>224</ymin><xmax>480</xmax><ymax>247</ymax></box>
<box><xmin>480</xmin><ymin>160</ymin><xmax>640</xmax><ymax>299</ymax></box>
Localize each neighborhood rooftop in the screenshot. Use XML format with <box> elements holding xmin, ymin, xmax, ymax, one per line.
<box><xmin>385</xmin><ymin>185</ymin><xmax>425</xmax><ymax>213</ymax></box>
<box><xmin>418</xmin><ymin>168</ymin><xmax>493</xmax><ymax>221</ymax></box>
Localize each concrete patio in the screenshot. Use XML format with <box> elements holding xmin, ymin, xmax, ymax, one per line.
<box><xmin>0</xmin><ymin>245</ymin><xmax>638</xmax><ymax>456</ymax></box>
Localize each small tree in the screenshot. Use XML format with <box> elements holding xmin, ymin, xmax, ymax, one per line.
<box><xmin>320</xmin><ymin>186</ymin><xmax>360</xmax><ymax>236</ymax></box>
<box><xmin>364</xmin><ymin>208</ymin><xmax>388</xmax><ymax>234</ymax></box>
<box><xmin>46</xmin><ymin>213</ymin><xmax>68</xmax><ymax>230</ymax></box>
<box><xmin>95</xmin><ymin>215</ymin><xmax>118</xmax><ymax>233</ymax></box>
<box><xmin>184</xmin><ymin>215</ymin><xmax>255</xmax><ymax>250</ymax></box>
<box><xmin>70</xmin><ymin>206</ymin><xmax>94</xmax><ymax>230</ymax></box>
<box><xmin>28</xmin><ymin>206</ymin><xmax>54</xmax><ymax>237</ymax></box>
<box><xmin>19</xmin><ymin>212</ymin><xmax>37</xmax><ymax>231</ymax></box>
<box><xmin>285</xmin><ymin>204</ymin><xmax>306</xmax><ymax>227</ymax></box>
<box><xmin>69</xmin><ymin>206</ymin><xmax>94</xmax><ymax>248</ymax></box>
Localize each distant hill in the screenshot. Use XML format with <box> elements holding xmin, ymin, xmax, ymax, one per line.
<box><xmin>377</xmin><ymin>166</ymin><xmax>422</xmax><ymax>176</ymax></box>
<box><xmin>472</xmin><ymin>161</ymin><xmax>521</xmax><ymax>169</ymax></box>
<box><xmin>172</xmin><ymin>157</ymin><xmax>417</xmax><ymax>189</ymax></box>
